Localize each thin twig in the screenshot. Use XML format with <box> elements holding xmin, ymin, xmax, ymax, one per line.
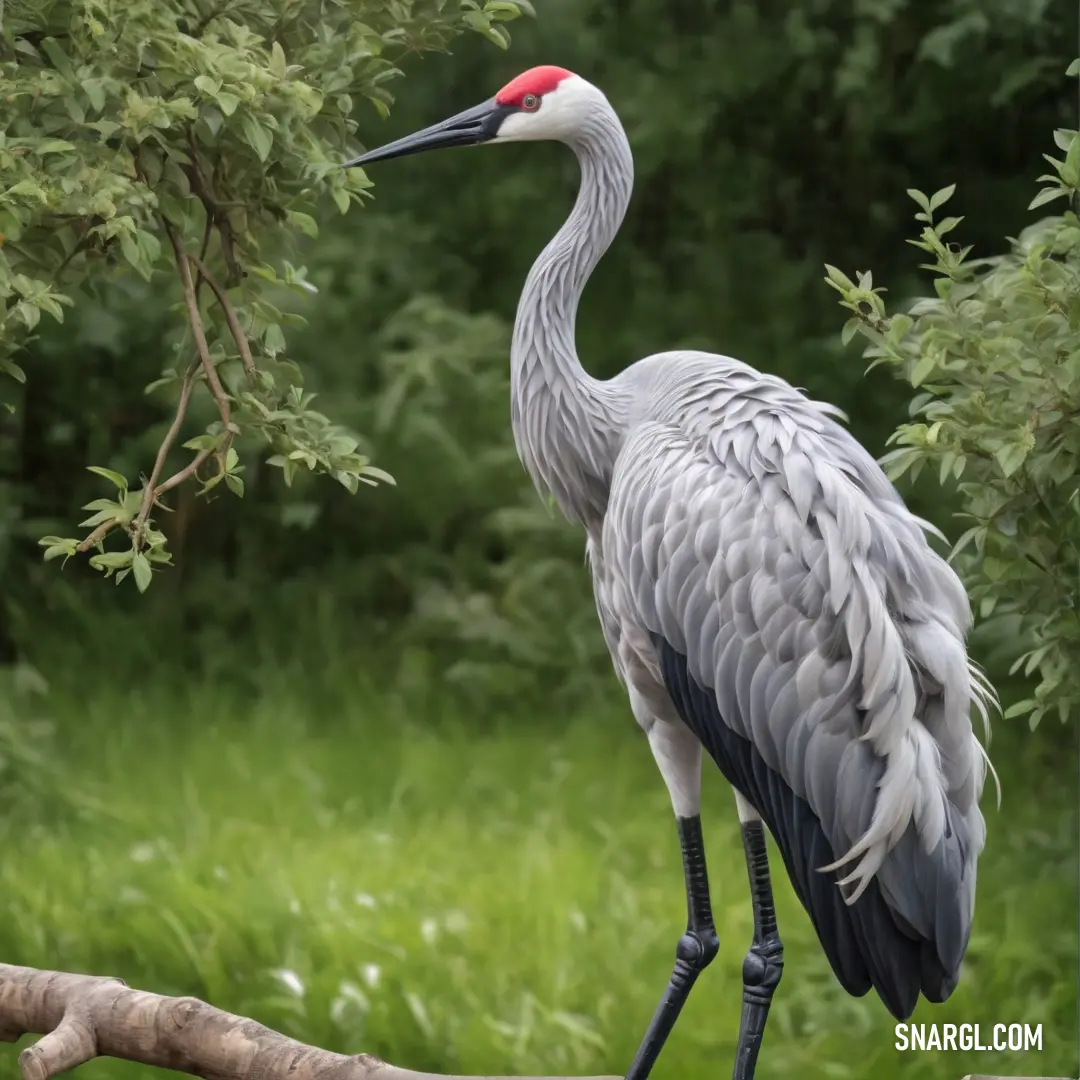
<box><xmin>129</xmin><ymin>218</ymin><xmax>234</xmax><ymax>543</ymax></box>
<box><xmin>193</xmin><ymin>210</ymin><xmax>215</xmax><ymax>303</ymax></box>
<box><xmin>52</xmin><ymin>221</ymin><xmax>92</xmax><ymax>283</ymax></box>
<box><xmin>162</xmin><ymin>219</ymin><xmax>231</xmax><ymax>424</ymax></box>
<box><xmin>187</xmin><ymin>251</ymin><xmax>257</xmax><ymax>380</ymax></box>
<box><xmin>138</xmin><ymin>211</ymin><xmax>219</xmax><ymax>510</ymax></box>
<box><xmin>133</xmin><ymin>355</ymin><xmax>202</xmax><ymax>534</ymax></box>
<box><xmin>183</xmin><ymin>141</ymin><xmax>243</xmax><ymax>286</ymax></box>
<box><xmin>75</xmin><ymin>521</ymin><xmax>118</xmax><ymax>553</ymax></box>
<box><xmin>153</xmin><ymin>446</ymin><xmax>214</xmax><ymax>498</ymax></box>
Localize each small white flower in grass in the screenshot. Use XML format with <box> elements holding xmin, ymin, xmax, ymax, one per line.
<box><xmin>420</xmin><ymin>917</ymin><xmax>439</xmax><ymax>945</ymax></box>
<box><xmin>568</xmin><ymin>909</ymin><xmax>587</xmax><ymax>933</ymax></box>
<box><xmin>360</xmin><ymin>963</ymin><xmax>381</xmax><ymax>989</ymax></box>
<box><xmin>289</xmin><ymin>899</ymin><xmax>301</xmax><ymax>915</ymax></box>
<box><xmin>353</xmin><ymin>892</ymin><xmax>377</xmax><ymax>909</ymax></box>
<box><xmin>271</xmin><ymin>968</ymin><xmax>305</xmax><ymax>997</ymax></box>
<box><xmin>128</xmin><ymin>842</ymin><xmax>156</xmax><ymax>863</ymax></box>
<box><xmin>213</xmin><ymin>866</ymin><xmax>228</xmax><ymax>881</ymax></box>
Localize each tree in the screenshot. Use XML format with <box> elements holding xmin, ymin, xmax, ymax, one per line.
<box><xmin>824</xmin><ymin>60</ymin><xmax>1080</xmax><ymax>728</ymax></box>
<box><xmin>0</xmin><ymin>0</ymin><xmax>532</xmax><ymax>590</ymax></box>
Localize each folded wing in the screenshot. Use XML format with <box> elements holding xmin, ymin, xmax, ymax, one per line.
<box><xmin>602</xmin><ymin>394</ymin><xmax>990</xmax><ymax>1019</ymax></box>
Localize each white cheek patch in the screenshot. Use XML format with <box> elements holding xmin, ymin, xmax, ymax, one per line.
<box><xmin>494</xmin><ymin>75</ymin><xmax>592</xmax><ymax>142</ymax></box>
<box><xmin>495</xmin><ymin>110</ymin><xmax>544</xmax><ymax>141</ymax></box>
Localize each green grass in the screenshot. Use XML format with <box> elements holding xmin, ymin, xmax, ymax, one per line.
<box><xmin>0</xmin><ymin>663</ymin><xmax>1076</xmax><ymax>1080</ymax></box>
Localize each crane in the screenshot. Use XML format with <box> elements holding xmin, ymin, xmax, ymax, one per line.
<box><xmin>343</xmin><ymin>65</ymin><xmax>997</xmax><ymax>1080</ymax></box>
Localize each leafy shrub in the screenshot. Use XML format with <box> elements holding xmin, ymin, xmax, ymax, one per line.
<box><xmin>0</xmin><ymin>0</ymin><xmax>531</xmax><ymax>586</ymax></box>
<box><xmin>825</xmin><ymin>62</ymin><xmax>1080</xmax><ymax>726</ymax></box>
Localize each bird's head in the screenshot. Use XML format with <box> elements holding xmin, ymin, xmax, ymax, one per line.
<box><xmin>342</xmin><ymin>66</ymin><xmax>601</xmax><ymax>168</ymax></box>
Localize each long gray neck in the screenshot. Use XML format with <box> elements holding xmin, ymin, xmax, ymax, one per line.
<box><xmin>510</xmin><ymin>100</ymin><xmax>633</xmax><ymax>527</ymax></box>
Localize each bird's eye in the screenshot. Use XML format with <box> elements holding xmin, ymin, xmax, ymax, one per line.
<box><xmin>521</xmin><ymin>94</ymin><xmax>540</xmax><ymax>111</ymax></box>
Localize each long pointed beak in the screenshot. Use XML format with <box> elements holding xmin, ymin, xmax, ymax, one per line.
<box><xmin>343</xmin><ymin>98</ymin><xmax>511</xmax><ymax>168</ymax></box>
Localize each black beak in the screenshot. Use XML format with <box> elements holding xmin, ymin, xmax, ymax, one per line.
<box><xmin>343</xmin><ymin>97</ymin><xmax>512</xmax><ymax>168</ymax></box>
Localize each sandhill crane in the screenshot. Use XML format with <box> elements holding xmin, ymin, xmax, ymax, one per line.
<box><xmin>344</xmin><ymin>65</ymin><xmax>997</xmax><ymax>1080</ymax></box>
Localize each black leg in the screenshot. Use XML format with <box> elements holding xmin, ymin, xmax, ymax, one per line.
<box><xmin>731</xmin><ymin>819</ymin><xmax>784</xmax><ymax>1080</ymax></box>
<box><xmin>625</xmin><ymin>814</ymin><xmax>719</xmax><ymax>1080</ymax></box>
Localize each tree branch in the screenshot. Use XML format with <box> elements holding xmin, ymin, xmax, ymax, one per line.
<box><xmin>187</xmin><ymin>252</ymin><xmax>257</xmax><ymax>381</ymax></box>
<box><xmin>129</xmin><ymin>218</ymin><xmax>237</xmax><ymax>543</ymax></box>
<box><xmin>0</xmin><ymin>964</ymin><xmax>620</xmax><ymax>1080</ymax></box>
<box><xmin>182</xmin><ymin>145</ymin><xmax>244</xmax><ymax>287</ymax></box>
<box><xmin>138</xmin><ymin>354</ymin><xmax>203</xmax><ymax>504</ymax></box>
<box><xmin>162</xmin><ymin>219</ymin><xmax>231</xmax><ymax>427</ymax></box>
<box><xmin>144</xmin><ymin>215</ymin><xmax>220</xmax><ymax>506</ymax></box>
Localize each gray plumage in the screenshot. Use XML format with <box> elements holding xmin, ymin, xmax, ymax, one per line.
<box><xmin>505</xmin><ymin>76</ymin><xmax>996</xmax><ymax>1017</ymax></box>
<box><xmin>345</xmin><ymin>66</ymin><xmax>998</xmax><ymax>1030</ymax></box>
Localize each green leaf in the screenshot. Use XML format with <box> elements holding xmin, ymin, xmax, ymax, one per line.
<box><xmin>183</xmin><ymin>433</ymin><xmax>224</xmax><ymax>451</ymax></box>
<box><xmin>994</xmin><ymin>442</ymin><xmax>1029</xmax><ymax>478</ymax></box>
<box><xmin>119</xmin><ymin>231</ymin><xmax>154</xmax><ymax>281</ymax></box>
<box><xmin>132</xmin><ymin>552</ymin><xmax>153</xmax><ymax>592</ymax></box>
<box><xmin>823</xmin><ymin>264</ymin><xmax>855</xmax><ymax>292</ymax></box>
<box><xmin>15</xmin><ymin>301</ymin><xmax>40</xmax><ymax>330</ymax></box>
<box><xmin>906</xmin><ymin>188</ymin><xmax>931</xmax><ymax>215</ymax></box>
<box><xmin>264</xmin><ymin>323</ymin><xmax>287</xmax><ymax>356</ymax></box>
<box><xmin>217</xmin><ymin>92</ymin><xmax>242</xmax><ymax>117</ymax></box>
<box><xmin>144</xmin><ymin>371</ymin><xmax>181</xmax><ymax>395</ymax></box>
<box><xmin>6</xmin><ymin>179</ymin><xmax>47</xmax><ymax>201</ymax></box>
<box><xmin>86</xmin><ymin>466</ymin><xmax>128</xmax><ymax>491</ymax></box>
<box><xmin>286</xmin><ymin>210</ymin><xmax>319</xmax><ymax>238</ymax></box>
<box><xmin>886</xmin><ymin>313</ymin><xmax>913</xmax><ymax>342</ymax></box>
<box><xmin>89</xmin><ymin>550</ymin><xmax>134</xmax><ymax>571</ymax></box>
<box><xmin>910</xmin><ymin>353</ymin><xmax>935</xmax><ymax>387</ymax></box>
<box><xmin>0</xmin><ymin>359</ymin><xmax>27</xmax><ymax>384</ymax></box>
<box><xmin>360</xmin><ymin>465</ymin><xmax>396</xmax><ymax>485</ymax></box>
<box><xmin>84</xmin><ymin>79</ymin><xmax>105</xmax><ymax>113</ymax></box>
<box><xmin>927</xmin><ymin>184</ymin><xmax>956</xmax><ymax>212</ymax></box>
<box><xmin>1003</xmin><ymin>698</ymin><xmax>1036</xmax><ymax>719</ymax></box>
<box><xmin>36</xmin><ymin>140</ymin><xmax>76</xmax><ymax>155</ymax></box>
<box><xmin>270</xmin><ymin>41</ymin><xmax>288</xmax><ymax>79</ymax></box>
<box><xmin>42</xmin><ymin>541</ymin><xmax>76</xmax><ymax>563</ymax></box>
<box><xmin>79</xmin><ymin>508</ymin><xmax>119</xmax><ymax>528</ymax></box>
<box><xmin>241</xmin><ymin>115</ymin><xmax>274</xmax><ymax>162</ymax></box>
<box><xmin>225</xmin><ymin>473</ymin><xmax>245</xmax><ymax>497</ymax></box>
<box><xmin>41</xmin><ymin>38</ymin><xmax>76</xmax><ymax>81</ymax></box>
<box><xmin>1067</xmin><ymin>59</ymin><xmax>1080</xmax><ymax>77</ymax></box>
<box><xmin>462</xmin><ymin>10</ymin><xmax>510</xmax><ymax>46</ymax></box>
<box><xmin>1028</xmin><ymin>186</ymin><xmax>1068</xmax><ymax>210</ymax></box>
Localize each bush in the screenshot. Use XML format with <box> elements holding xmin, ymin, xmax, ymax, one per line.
<box><xmin>825</xmin><ymin>62</ymin><xmax>1080</xmax><ymax>726</ymax></box>
<box><xmin>0</xmin><ymin>0</ymin><xmax>531</xmax><ymax>586</ymax></box>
